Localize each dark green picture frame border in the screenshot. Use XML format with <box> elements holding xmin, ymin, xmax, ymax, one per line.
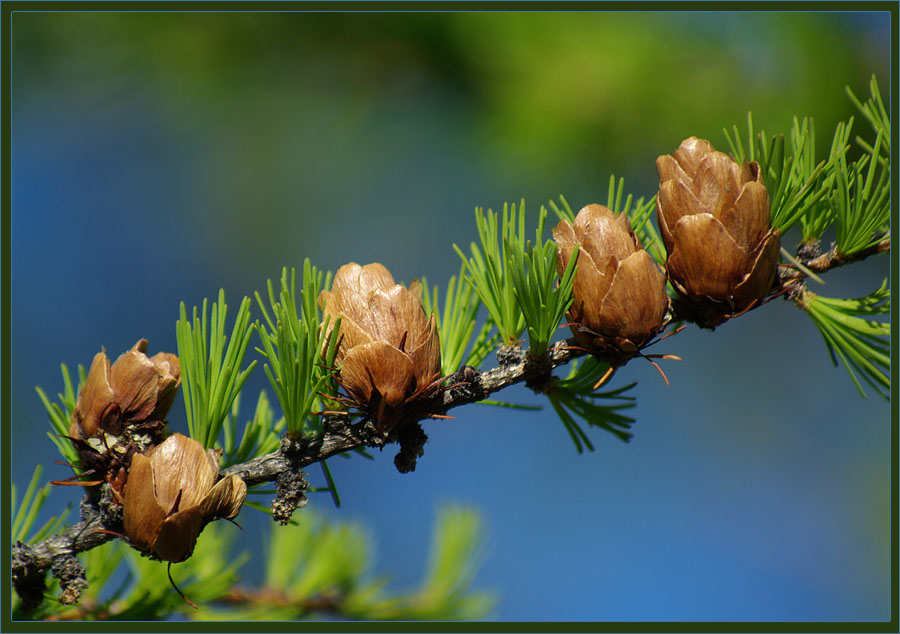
<box><xmin>2</xmin><ymin>2</ymin><xmax>896</xmax><ymax>632</ymax></box>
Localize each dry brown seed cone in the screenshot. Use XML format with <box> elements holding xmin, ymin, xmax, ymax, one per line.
<box><xmin>71</xmin><ymin>338</ymin><xmax>181</xmax><ymax>439</ymax></box>
<box><xmin>319</xmin><ymin>262</ymin><xmax>442</xmax><ymax>427</ymax></box>
<box><xmin>67</xmin><ymin>339</ymin><xmax>180</xmax><ymax>497</ymax></box>
<box><xmin>656</xmin><ymin>137</ymin><xmax>781</xmax><ymax>327</ymax></box>
<box><xmin>553</xmin><ymin>204</ymin><xmax>668</xmax><ymax>362</ymax></box>
<box><xmin>122</xmin><ymin>433</ymin><xmax>247</xmax><ymax>563</ymax></box>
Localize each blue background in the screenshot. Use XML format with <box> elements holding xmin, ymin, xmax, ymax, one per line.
<box><xmin>10</xmin><ymin>11</ymin><xmax>891</xmax><ymax>621</ymax></box>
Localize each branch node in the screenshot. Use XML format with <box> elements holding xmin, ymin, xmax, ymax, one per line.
<box><xmin>786</xmin><ymin>278</ymin><xmax>807</xmax><ymax>304</ymax></box>
<box><xmin>796</xmin><ymin>239</ymin><xmax>822</xmax><ymax>261</ymax></box>
<box><xmin>360</xmin><ymin>419</ymin><xmax>388</xmax><ymax>449</ymax></box>
<box><xmin>272</xmin><ymin>436</ymin><xmax>310</xmax><ymax>524</ymax></box>
<box><xmin>321</xmin><ymin>412</ymin><xmax>351</xmax><ymax>436</ymax></box>
<box><xmin>445</xmin><ymin>365</ymin><xmax>485</xmax><ymax>403</ymax></box>
<box><xmin>394</xmin><ymin>422</ymin><xmax>428</xmax><ymax>474</ymax></box>
<box><xmin>272</xmin><ymin>469</ymin><xmax>309</xmax><ymax>525</ymax></box>
<box><xmin>12</xmin><ymin>542</ymin><xmax>46</xmax><ymax>614</ymax></box>
<box><xmin>280</xmin><ymin>434</ymin><xmax>305</xmax><ymax>457</ymax></box>
<box><xmin>523</xmin><ymin>351</ymin><xmax>555</xmax><ymax>394</ymax></box>
<box><xmin>51</xmin><ymin>553</ymin><xmax>88</xmax><ymax>606</ymax></box>
<box><xmin>525</xmin><ymin>370</ymin><xmax>555</xmax><ymax>394</ymax></box>
<box><xmin>97</xmin><ymin>487</ymin><xmax>123</xmax><ymax>534</ymax></box>
<box><xmin>496</xmin><ymin>344</ymin><xmax>526</xmax><ymax>367</ymax></box>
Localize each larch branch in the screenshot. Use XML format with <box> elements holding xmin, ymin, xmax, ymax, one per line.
<box><xmin>13</xmin><ymin>234</ymin><xmax>889</xmax><ymax>608</ymax></box>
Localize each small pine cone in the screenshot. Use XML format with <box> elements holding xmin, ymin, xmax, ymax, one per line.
<box><xmin>553</xmin><ymin>204</ymin><xmax>668</xmax><ymax>363</ymax></box>
<box><xmin>656</xmin><ymin>137</ymin><xmax>781</xmax><ymax>327</ymax></box>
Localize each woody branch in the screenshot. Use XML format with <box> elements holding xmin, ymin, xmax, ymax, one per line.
<box><xmin>12</xmin><ymin>236</ymin><xmax>887</xmax><ymax>604</ymax></box>
<box><xmin>779</xmin><ymin>237</ymin><xmax>891</xmax><ymax>283</ymax></box>
<box><xmin>12</xmin><ymin>341</ymin><xmax>578</xmax><ymax>602</ymax></box>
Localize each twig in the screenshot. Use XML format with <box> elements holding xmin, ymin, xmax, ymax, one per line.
<box><xmin>224</xmin><ymin>343</ymin><xmax>578</xmax><ymax>486</ymax></box>
<box><xmin>779</xmin><ymin>236</ymin><xmax>890</xmax><ymax>283</ymax></box>
<box><xmin>215</xmin><ymin>587</ymin><xmax>348</xmax><ymax>616</ymax></box>
<box><xmin>779</xmin><ymin>247</ymin><xmax>826</xmax><ymax>285</ymax></box>
<box><xmin>14</xmin><ymin>342</ymin><xmax>581</xmax><ymax>602</ymax></box>
<box><xmin>13</xmin><ymin>236</ymin><xmax>889</xmax><ymax>605</ymax></box>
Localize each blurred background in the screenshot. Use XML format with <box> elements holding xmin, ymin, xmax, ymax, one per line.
<box><xmin>11</xmin><ymin>11</ymin><xmax>891</xmax><ymax>621</ymax></box>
